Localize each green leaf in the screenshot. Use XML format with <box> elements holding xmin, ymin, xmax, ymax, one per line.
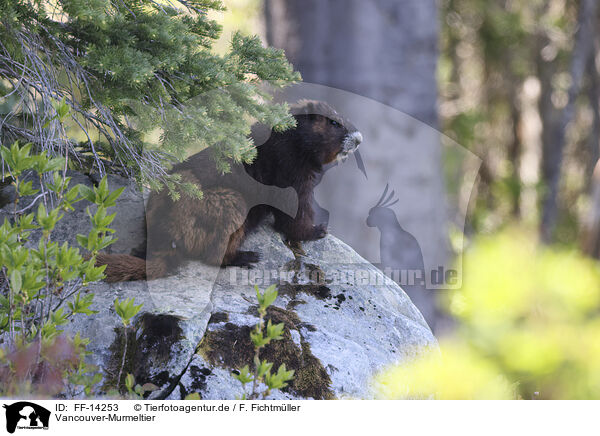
<box><xmin>37</xmin><ymin>203</ymin><xmax>47</xmax><ymax>221</ymax></box>
<box><xmin>255</xmin><ymin>284</ymin><xmax>278</xmax><ymax>310</ymax></box>
<box><xmin>41</xmin><ymin>320</ymin><xmax>58</xmax><ymax>340</ymax></box>
<box><xmin>266</xmin><ymin>319</ymin><xmax>284</xmax><ymax>341</ymax></box>
<box><xmin>68</xmin><ymin>292</ymin><xmax>98</xmax><ymax>316</ymax></box>
<box><xmin>56</xmin><ymin>97</ymin><xmax>70</xmax><ymax>121</ymax></box>
<box><xmin>264</xmin><ymin>364</ymin><xmax>295</xmax><ymax>390</ymax></box>
<box><xmin>234</xmin><ymin>365</ymin><xmax>253</xmax><ymax>385</ymax></box>
<box><xmin>263</xmin><ymin>284</ymin><xmax>278</xmax><ymax>308</ymax></box>
<box><xmin>64</xmin><ymin>185</ymin><xmax>80</xmax><ymax>203</ymax></box>
<box><xmin>78</xmin><ymin>185</ymin><xmax>96</xmax><ymax>203</ymax></box>
<box><xmin>250</xmin><ymin>330</ymin><xmax>269</xmax><ymax>348</ymax></box>
<box><xmin>104</xmin><ymin>187</ymin><xmax>124</xmax><ymax>207</ymax></box>
<box><xmin>256</xmin><ymin>360</ymin><xmax>273</xmax><ymax>378</ymax></box>
<box><xmin>10</xmin><ymin>269</ymin><xmax>22</xmax><ymax>293</ymax></box>
<box><xmin>46</xmin><ymin>157</ymin><xmax>66</xmax><ymax>172</ymax></box>
<box><xmin>255</xmin><ymin>284</ymin><xmax>263</xmax><ymax>306</ymax></box>
<box><xmin>98</xmin><ymin>177</ymin><xmax>109</xmax><ymax>199</ymax></box>
<box><xmin>18</xmin><ymin>180</ymin><xmax>38</xmax><ymax>197</ymax></box>
<box><xmin>125</xmin><ymin>373</ymin><xmax>135</xmax><ymax>390</ymax></box>
<box><xmin>51</xmin><ymin>308</ymin><xmax>68</xmax><ymax>326</ymax></box>
<box><xmin>114</xmin><ymin>297</ymin><xmax>143</xmax><ymax>325</ymax></box>
<box><xmin>76</xmin><ymin>234</ymin><xmax>88</xmax><ymax>249</ymax></box>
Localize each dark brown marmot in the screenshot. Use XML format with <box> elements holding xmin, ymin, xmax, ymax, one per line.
<box><xmin>96</xmin><ymin>100</ymin><xmax>362</xmax><ymax>282</ymax></box>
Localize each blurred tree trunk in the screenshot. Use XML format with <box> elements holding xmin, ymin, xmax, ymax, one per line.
<box><xmin>582</xmin><ymin>161</ymin><xmax>600</xmax><ymax>258</ymax></box>
<box><xmin>540</xmin><ymin>0</ymin><xmax>598</xmax><ymax>242</ymax></box>
<box><xmin>581</xmin><ymin>50</ymin><xmax>600</xmax><ymax>257</ymax></box>
<box><xmin>505</xmin><ymin>73</ymin><xmax>522</xmax><ymax>218</ymax></box>
<box><xmin>264</xmin><ymin>0</ymin><xmax>439</xmax><ymax>124</ymax></box>
<box><xmin>264</xmin><ymin>0</ymin><xmax>448</xmax><ymax>331</ymax></box>
<box><xmin>586</xmin><ymin>55</ymin><xmax>600</xmax><ymax>181</ymax></box>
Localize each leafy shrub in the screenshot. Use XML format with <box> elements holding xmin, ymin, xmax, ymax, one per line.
<box><xmin>0</xmin><ymin>140</ymin><xmax>123</xmax><ymax>397</ymax></box>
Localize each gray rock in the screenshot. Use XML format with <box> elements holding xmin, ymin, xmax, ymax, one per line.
<box><xmin>168</xmin><ymin>225</ymin><xmax>437</xmax><ymax>400</ymax></box>
<box><xmin>3</xmin><ymin>173</ymin><xmax>437</xmax><ymax>399</ymax></box>
<box><xmin>0</xmin><ymin>171</ymin><xmax>146</xmax><ymax>254</ymax></box>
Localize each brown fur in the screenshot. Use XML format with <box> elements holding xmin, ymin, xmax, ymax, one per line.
<box><xmin>97</xmin><ymin>100</ymin><xmax>361</xmax><ymax>282</ymax></box>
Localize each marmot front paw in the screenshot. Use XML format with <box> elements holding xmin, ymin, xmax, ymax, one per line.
<box><xmin>223</xmin><ymin>250</ymin><xmax>261</xmax><ymax>268</ymax></box>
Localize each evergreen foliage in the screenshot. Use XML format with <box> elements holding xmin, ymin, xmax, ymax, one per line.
<box><xmin>0</xmin><ymin>0</ymin><xmax>300</xmax><ymax>193</ymax></box>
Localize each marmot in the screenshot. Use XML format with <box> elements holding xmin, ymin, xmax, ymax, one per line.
<box><xmin>96</xmin><ymin>100</ymin><xmax>362</xmax><ymax>282</ymax></box>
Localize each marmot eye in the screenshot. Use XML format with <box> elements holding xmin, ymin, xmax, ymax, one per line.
<box><xmin>329</xmin><ymin>119</ymin><xmax>340</xmax><ymax>127</ymax></box>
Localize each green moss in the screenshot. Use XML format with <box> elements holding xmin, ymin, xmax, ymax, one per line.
<box><xmin>293</xmin><ymin>341</ymin><xmax>333</xmax><ymax>400</ymax></box>
<box><xmin>198</xmin><ymin>306</ymin><xmax>333</xmax><ymax>399</ymax></box>
<box><xmin>197</xmin><ymin>322</ymin><xmax>254</xmax><ymax>370</ymax></box>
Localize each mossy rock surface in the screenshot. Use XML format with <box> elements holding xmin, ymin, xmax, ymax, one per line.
<box><xmin>170</xmin><ymin>223</ymin><xmax>436</xmax><ymax>399</ymax></box>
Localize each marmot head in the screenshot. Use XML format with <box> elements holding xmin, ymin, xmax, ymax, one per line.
<box><xmin>289</xmin><ymin>100</ymin><xmax>363</xmax><ymax>166</ymax></box>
